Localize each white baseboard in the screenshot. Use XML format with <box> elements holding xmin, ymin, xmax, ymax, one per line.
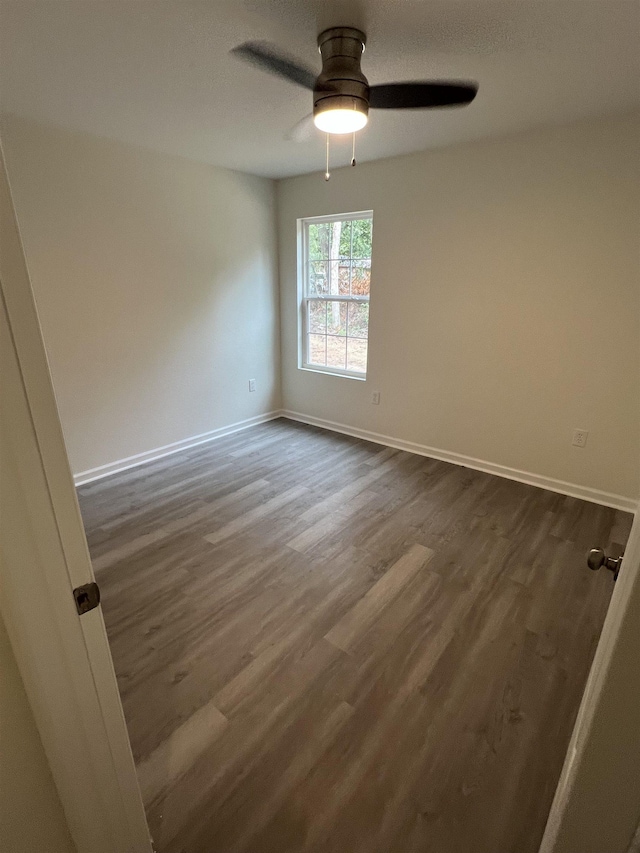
<box><xmin>74</xmin><ymin>407</ymin><xmax>637</xmax><ymax>512</ymax></box>
<box><xmin>73</xmin><ymin>411</ymin><xmax>282</xmax><ymax>486</ymax></box>
<box><xmin>281</xmin><ymin>410</ymin><xmax>637</xmax><ymax>513</ymax></box>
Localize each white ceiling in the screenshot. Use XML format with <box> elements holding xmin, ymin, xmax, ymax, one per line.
<box><xmin>1</xmin><ymin>0</ymin><xmax>639</xmax><ymax>179</ymax></box>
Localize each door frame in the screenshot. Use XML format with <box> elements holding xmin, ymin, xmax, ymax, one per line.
<box><xmin>0</xmin><ymin>147</ymin><xmax>152</xmax><ymax>852</ymax></box>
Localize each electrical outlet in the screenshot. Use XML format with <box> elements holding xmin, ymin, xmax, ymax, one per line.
<box><xmin>572</xmin><ymin>429</ymin><xmax>588</xmax><ymax>448</ymax></box>
<box><xmin>248</xmin><ymin>379</ymin><xmax>256</xmax><ymax>392</ymax></box>
<box><xmin>371</xmin><ymin>391</ymin><xmax>380</xmax><ymax>405</ymax></box>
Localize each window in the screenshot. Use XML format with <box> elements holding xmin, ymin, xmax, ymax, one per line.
<box><xmin>299</xmin><ymin>211</ymin><xmax>373</xmax><ymax>378</ymax></box>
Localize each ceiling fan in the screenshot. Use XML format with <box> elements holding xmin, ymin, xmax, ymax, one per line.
<box><xmin>232</xmin><ymin>26</ymin><xmax>478</xmax><ymax>138</ymax></box>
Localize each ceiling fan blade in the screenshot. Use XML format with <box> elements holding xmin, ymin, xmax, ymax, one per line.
<box><xmin>231</xmin><ymin>41</ymin><xmax>317</xmax><ymax>90</ymax></box>
<box><xmin>286</xmin><ymin>113</ymin><xmax>316</xmax><ymax>143</ymax></box>
<box><xmin>369</xmin><ymin>82</ymin><xmax>478</xmax><ymax>110</ymax></box>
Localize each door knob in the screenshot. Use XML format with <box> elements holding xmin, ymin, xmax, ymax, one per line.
<box><xmin>587</xmin><ymin>548</ymin><xmax>623</xmax><ymax>581</ymax></box>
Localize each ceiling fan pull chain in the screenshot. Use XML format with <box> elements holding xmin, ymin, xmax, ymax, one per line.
<box><xmin>351</xmin><ymin>131</ymin><xmax>356</xmax><ymax>167</ymax></box>
<box><xmin>325</xmin><ymin>133</ymin><xmax>331</xmax><ymax>181</ymax></box>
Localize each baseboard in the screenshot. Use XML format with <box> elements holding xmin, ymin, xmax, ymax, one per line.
<box><xmin>281</xmin><ymin>410</ymin><xmax>637</xmax><ymax>513</ymax></box>
<box><xmin>73</xmin><ymin>411</ymin><xmax>283</xmax><ymax>486</ymax></box>
<box><xmin>74</xmin><ymin>407</ymin><xmax>637</xmax><ymax>511</ymax></box>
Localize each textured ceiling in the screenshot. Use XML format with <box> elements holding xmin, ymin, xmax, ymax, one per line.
<box><xmin>1</xmin><ymin>0</ymin><xmax>639</xmax><ymax>178</ymax></box>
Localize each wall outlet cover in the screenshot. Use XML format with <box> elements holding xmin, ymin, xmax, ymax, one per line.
<box><xmin>249</xmin><ymin>379</ymin><xmax>256</xmax><ymax>392</ymax></box>
<box><xmin>572</xmin><ymin>429</ymin><xmax>589</xmax><ymax>448</ymax></box>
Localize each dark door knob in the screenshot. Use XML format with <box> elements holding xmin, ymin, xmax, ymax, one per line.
<box><xmin>588</xmin><ymin>548</ymin><xmax>623</xmax><ymax>581</ymax></box>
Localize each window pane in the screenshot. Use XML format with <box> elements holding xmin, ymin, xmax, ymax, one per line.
<box><xmin>308</xmin><ymin>334</ymin><xmax>327</xmax><ymax>366</ymax></box>
<box><xmin>347</xmin><ymin>338</ymin><xmax>368</xmax><ymax>373</ymax></box>
<box><xmin>351</xmin><ymin>259</ymin><xmax>371</xmax><ymax>296</ymax></box>
<box><xmin>351</xmin><ymin>219</ymin><xmax>372</xmax><ymax>258</ymax></box>
<box><xmin>309</xmin><ymin>261</ymin><xmax>328</xmax><ymax>295</ymax></box>
<box><xmin>348</xmin><ymin>302</ymin><xmax>369</xmax><ymax>339</ymax></box>
<box><xmin>308</xmin><ymin>300</ymin><xmax>326</xmax><ymax>333</ymax></box>
<box><xmin>308</xmin><ymin>222</ymin><xmax>330</xmax><ymax>260</ymax></box>
<box><xmin>326</xmin><ymin>301</ymin><xmax>347</xmax><ymax>337</ymax></box>
<box><xmin>326</xmin><ymin>335</ymin><xmax>347</xmax><ymax>371</ymax></box>
<box><xmin>338</xmin><ymin>262</ymin><xmax>350</xmax><ymax>295</ymax></box>
<box><xmin>337</xmin><ymin>220</ymin><xmax>352</xmax><ymax>258</ymax></box>
<box><xmin>325</xmin><ymin>259</ymin><xmax>342</xmax><ymax>295</ymax></box>
<box><xmin>324</xmin><ymin>219</ymin><xmax>344</xmax><ymax>264</ymax></box>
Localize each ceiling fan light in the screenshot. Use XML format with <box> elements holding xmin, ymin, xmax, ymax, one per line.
<box><xmin>313</xmin><ymin>100</ymin><xmax>368</xmax><ymax>134</ymax></box>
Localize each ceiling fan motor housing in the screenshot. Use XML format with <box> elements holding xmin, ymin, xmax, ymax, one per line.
<box><xmin>314</xmin><ymin>27</ymin><xmax>370</xmax><ymax>121</ymax></box>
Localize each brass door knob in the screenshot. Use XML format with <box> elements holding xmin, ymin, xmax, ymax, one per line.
<box><xmin>588</xmin><ymin>548</ymin><xmax>623</xmax><ymax>581</ymax></box>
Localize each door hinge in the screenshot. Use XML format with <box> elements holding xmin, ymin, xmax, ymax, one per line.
<box><xmin>73</xmin><ymin>581</ymin><xmax>101</xmax><ymax>615</ymax></box>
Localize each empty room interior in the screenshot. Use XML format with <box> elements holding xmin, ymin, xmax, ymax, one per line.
<box><xmin>1</xmin><ymin>2</ymin><xmax>640</xmax><ymax>853</ymax></box>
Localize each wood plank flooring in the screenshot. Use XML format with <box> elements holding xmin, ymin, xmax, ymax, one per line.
<box><xmin>77</xmin><ymin>419</ymin><xmax>632</xmax><ymax>853</ymax></box>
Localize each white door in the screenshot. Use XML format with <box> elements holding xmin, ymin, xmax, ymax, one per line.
<box><xmin>0</xmin><ymin>149</ymin><xmax>152</xmax><ymax>851</ymax></box>
<box><xmin>540</xmin><ymin>497</ymin><xmax>640</xmax><ymax>853</ymax></box>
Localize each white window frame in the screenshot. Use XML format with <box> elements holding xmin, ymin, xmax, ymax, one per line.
<box><xmin>297</xmin><ymin>210</ymin><xmax>373</xmax><ymax>380</ymax></box>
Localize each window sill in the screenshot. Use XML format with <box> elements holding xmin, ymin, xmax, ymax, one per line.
<box><xmin>298</xmin><ymin>366</ymin><xmax>367</xmax><ymax>381</ymax></box>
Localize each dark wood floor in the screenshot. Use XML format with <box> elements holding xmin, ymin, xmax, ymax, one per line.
<box><xmin>78</xmin><ymin>419</ymin><xmax>631</xmax><ymax>853</ymax></box>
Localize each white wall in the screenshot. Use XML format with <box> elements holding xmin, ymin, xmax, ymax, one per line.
<box><xmin>2</xmin><ymin>113</ymin><xmax>638</xmax><ymax>503</ymax></box>
<box><xmin>1</xmin><ymin>116</ymin><xmax>280</xmax><ymax>476</ymax></box>
<box><xmin>277</xmin><ymin>113</ymin><xmax>640</xmax><ymax>504</ymax></box>
<box><xmin>0</xmin><ymin>611</ymin><xmax>76</xmax><ymax>853</ymax></box>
